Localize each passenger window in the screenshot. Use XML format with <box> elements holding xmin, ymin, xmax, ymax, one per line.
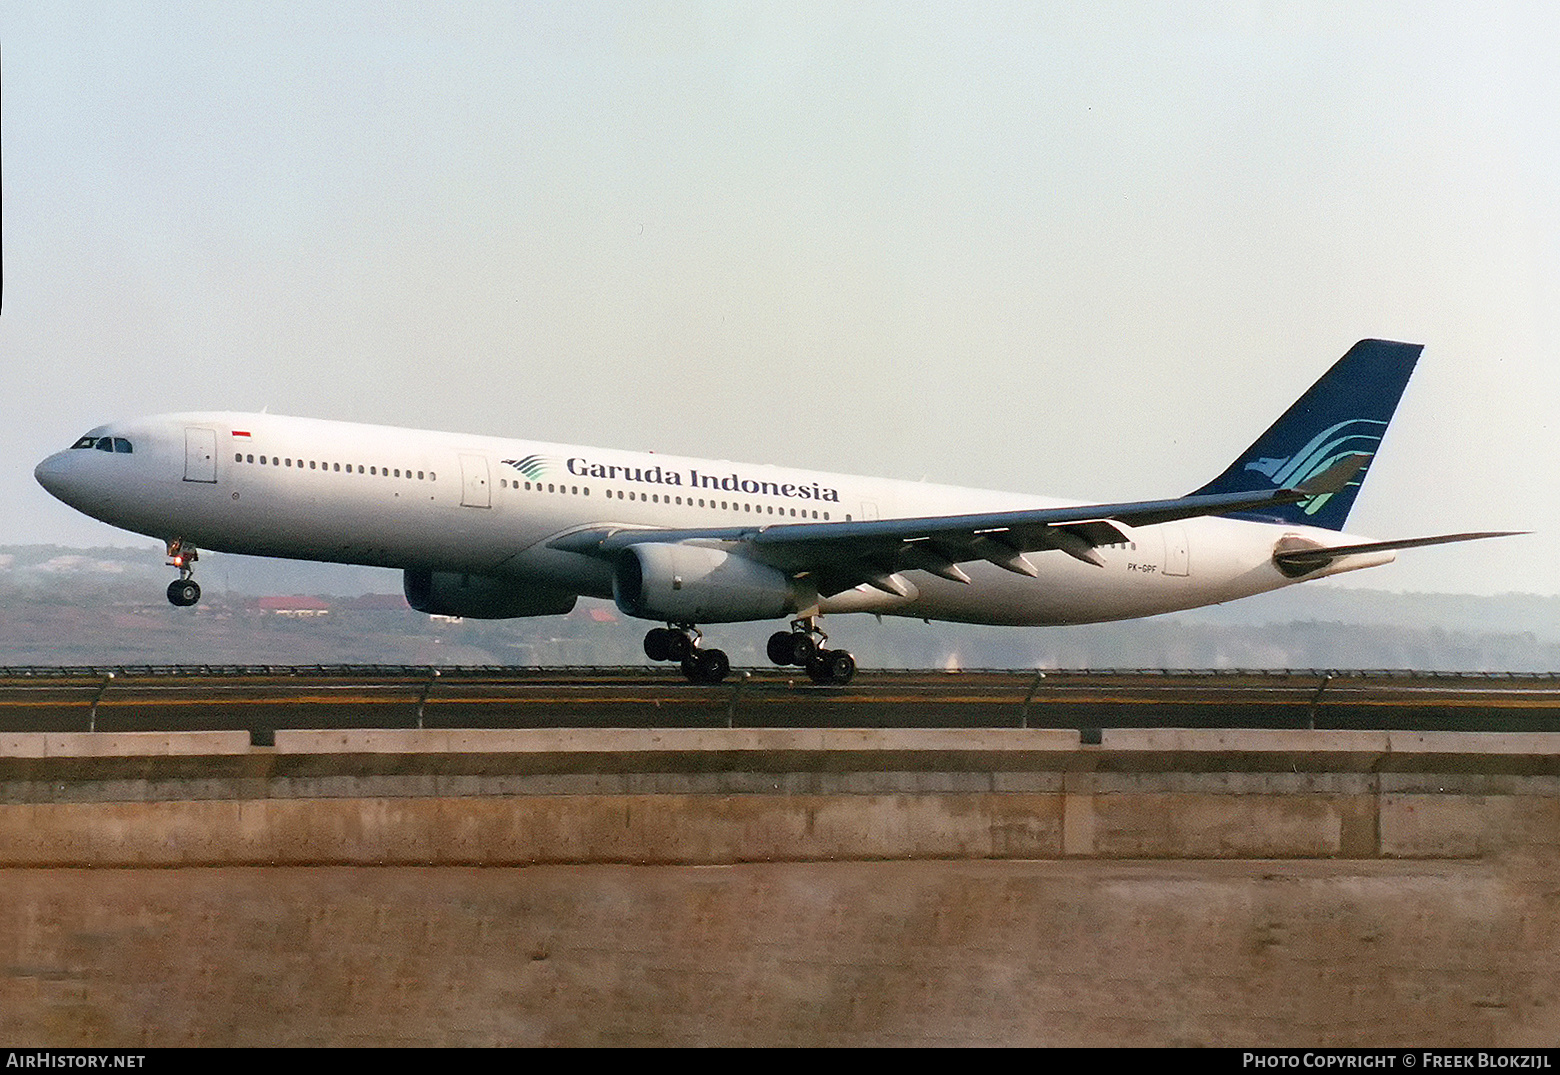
<box><xmin>235</xmin><ymin>453</ymin><xmax>243</xmax><ymax>463</ymax></box>
<box><xmin>417</xmin><ymin>471</ymin><xmax>423</xmax><ymax>480</ymax></box>
<box><xmin>310</xmin><ymin>461</ymin><xmax>317</xmax><ymax>470</ymax></box>
<box><xmin>247</xmin><ymin>455</ymin><xmax>254</xmax><ymax>464</ymax></box>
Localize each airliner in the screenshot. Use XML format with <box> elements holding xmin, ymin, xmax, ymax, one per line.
<box><xmin>34</xmin><ymin>340</ymin><xmax>1516</xmax><ymax>684</ymax></box>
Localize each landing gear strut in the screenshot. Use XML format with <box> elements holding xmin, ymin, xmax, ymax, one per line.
<box><xmin>165</xmin><ymin>539</ymin><xmax>201</xmax><ymax>607</ymax></box>
<box><xmin>768</xmin><ymin>618</ymin><xmax>855</xmax><ymax>685</ymax></box>
<box><xmin>644</xmin><ymin>625</ymin><xmax>730</xmax><ymax>684</ymax></box>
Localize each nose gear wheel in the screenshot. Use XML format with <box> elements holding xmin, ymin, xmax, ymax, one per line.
<box><xmin>165</xmin><ymin>539</ymin><xmax>201</xmax><ymax>607</ymax></box>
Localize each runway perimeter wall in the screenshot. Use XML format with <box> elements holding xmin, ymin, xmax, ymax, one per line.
<box><xmin>2</xmin><ymin>728</ymin><xmax>1558</xmax><ymax>1046</ymax></box>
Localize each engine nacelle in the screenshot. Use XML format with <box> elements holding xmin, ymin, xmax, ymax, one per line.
<box><xmin>403</xmin><ymin>569</ymin><xmax>577</xmax><ymax>619</ymax></box>
<box><xmin>613</xmin><ymin>543</ymin><xmax>797</xmax><ymax>623</ymax></box>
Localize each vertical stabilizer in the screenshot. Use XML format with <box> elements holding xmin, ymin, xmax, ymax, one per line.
<box><xmin>1191</xmin><ymin>339</ymin><xmax>1422</xmax><ymax>530</ymax></box>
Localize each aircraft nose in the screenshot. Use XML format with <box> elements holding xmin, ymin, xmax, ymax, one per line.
<box><xmin>34</xmin><ymin>451</ymin><xmax>76</xmax><ymax>503</ymax></box>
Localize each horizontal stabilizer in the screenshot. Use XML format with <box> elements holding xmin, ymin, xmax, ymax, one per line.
<box><xmin>1274</xmin><ymin>531</ymin><xmax>1527</xmax><ymax>574</ymax></box>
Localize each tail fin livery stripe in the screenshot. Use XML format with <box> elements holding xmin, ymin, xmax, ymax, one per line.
<box><xmin>1262</xmin><ymin>418</ymin><xmax>1388</xmax><ymax>487</ymax></box>
<box><xmin>1192</xmin><ymin>339</ymin><xmax>1422</xmax><ymax>531</ymax></box>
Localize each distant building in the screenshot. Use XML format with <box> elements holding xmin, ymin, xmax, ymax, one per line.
<box><xmin>255</xmin><ymin>595</ymin><xmax>331</xmax><ymax>618</ymax></box>
<box><xmin>338</xmin><ymin>594</ymin><xmax>410</xmax><ymax>611</ymax></box>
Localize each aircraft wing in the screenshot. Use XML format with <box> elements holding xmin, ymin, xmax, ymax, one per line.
<box><xmin>548</xmin><ymin>455</ymin><xmax>1371</xmax><ymax>598</ymax></box>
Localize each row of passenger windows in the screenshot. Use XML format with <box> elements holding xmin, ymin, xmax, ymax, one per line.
<box><xmin>495</xmin><ymin>477</ymin><xmax>830</xmax><ymax>519</ymax></box>
<box><xmin>71</xmin><ymin>436</ymin><xmax>133</xmax><ymax>454</ymax></box>
<box><xmin>228</xmin><ymin>453</ymin><xmax>827</xmax><ymax>520</ymax></box>
<box><xmin>234</xmin><ymin>453</ymin><xmax>436</xmax><ymax>481</ymax></box>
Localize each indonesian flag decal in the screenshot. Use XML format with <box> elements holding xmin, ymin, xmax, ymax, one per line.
<box><xmin>232</xmin><ymin>430</ymin><xmax>252</xmax><ymax>438</ymax></box>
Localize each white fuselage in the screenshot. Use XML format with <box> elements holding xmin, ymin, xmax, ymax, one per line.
<box><xmin>34</xmin><ymin>411</ymin><xmax>1392</xmax><ymax>626</ymax></box>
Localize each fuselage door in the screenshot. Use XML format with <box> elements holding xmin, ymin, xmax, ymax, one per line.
<box><xmin>459</xmin><ymin>453</ymin><xmax>491</xmax><ymax>508</ymax></box>
<box><xmin>183</xmin><ymin>427</ymin><xmax>218</xmax><ymax>483</ymax></box>
<box><xmin>1162</xmin><ymin>522</ymin><xmax>1190</xmax><ymax>577</ymax></box>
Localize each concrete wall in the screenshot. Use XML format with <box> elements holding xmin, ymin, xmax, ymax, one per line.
<box><xmin>3</xmin><ymin>729</ymin><xmax>1559</xmax><ymax>1046</ymax></box>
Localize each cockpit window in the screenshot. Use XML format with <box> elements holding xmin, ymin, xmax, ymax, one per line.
<box><xmin>70</xmin><ymin>435</ymin><xmax>133</xmax><ymax>453</ymax></box>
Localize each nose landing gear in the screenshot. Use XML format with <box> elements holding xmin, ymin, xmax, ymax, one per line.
<box><xmin>165</xmin><ymin>539</ymin><xmax>201</xmax><ymax>607</ymax></box>
<box><xmin>644</xmin><ymin>625</ymin><xmax>731</xmax><ymax>684</ymax></box>
<box><xmin>767</xmin><ymin>618</ymin><xmax>855</xmax><ymax>685</ymax></box>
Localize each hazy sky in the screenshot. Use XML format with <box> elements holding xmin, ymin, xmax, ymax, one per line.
<box><xmin>3</xmin><ymin>1</ymin><xmax>1557</xmax><ymax>595</ymax></box>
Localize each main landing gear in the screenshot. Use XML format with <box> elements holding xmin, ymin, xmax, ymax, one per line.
<box><xmin>165</xmin><ymin>539</ymin><xmax>201</xmax><ymax>607</ymax></box>
<box><xmin>644</xmin><ymin>618</ymin><xmax>857</xmax><ymax>686</ymax></box>
<box><xmin>767</xmin><ymin>619</ymin><xmax>856</xmax><ymax>685</ymax></box>
<box><xmin>644</xmin><ymin>625</ymin><xmax>731</xmax><ymax>684</ymax></box>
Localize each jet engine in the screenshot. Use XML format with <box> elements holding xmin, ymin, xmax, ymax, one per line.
<box><xmin>403</xmin><ymin>569</ymin><xmax>577</xmax><ymax>619</ymax></box>
<box><xmin>613</xmin><ymin>542</ymin><xmax>797</xmax><ymax>622</ymax></box>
